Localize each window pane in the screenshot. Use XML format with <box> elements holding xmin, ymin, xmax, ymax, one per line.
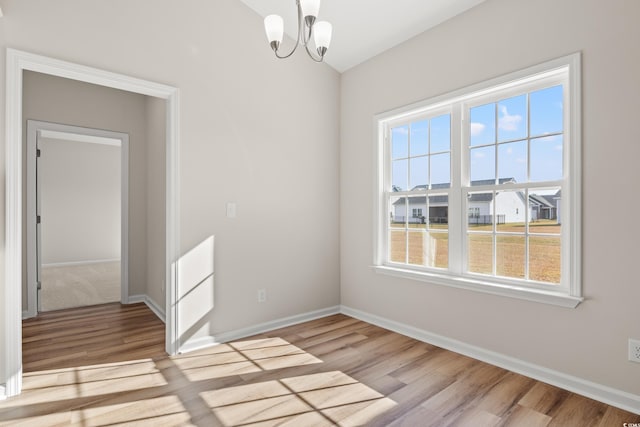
<box><xmin>410</xmin><ymin>120</ymin><xmax>428</xmax><ymax>157</ymax></box>
<box><xmin>392</xmin><ymin>126</ymin><xmax>409</xmax><ymax>159</ymax></box>
<box><xmin>409</xmin><ymin>156</ymin><xmax>428</xmax><ymax>191</ymax></box>
<box><xmin>429</xmin><ymin>233</ymin><xmax>448</xmax><ymax>268</ymax></box>
<box><xmin>389</xmin><ymin>196</ymin><xmax>406</xmax><ymax>228</ymax></box>
<box><xmin>389</xmin><ymin>230</ymin><xmax>407</xmax><ymax>264</ymax></box>
<box><xmin>467</xmin><ymin>191</ymin><xmax>493</xmax><ymax>230</ymax></box>
<box><xmin>498</xmin><ymin>95</ymin><xmax>527</xmax><ymax>142</ymax></box>
<box><xmin>530</xmin><ymin>85</ymin><xmax>563</xmax><ymax>137</ymax></box>
<box><xmin>407</xmin><ymin>196</ymin><xmax>427</xmax><ymax>230</ymax></box>
<box><xmin>392</xmin><ymin>159</ymin><xmax>408</xmax><ymax>191</ymax></box>
<box><xmin>468</xmin><ymin>234</ymin><xmax>493</xmax><ymax>274</ymax></box>
<box><xmin>407</xmin><ymin>232</ymin><xmax>448</xmax><ymax>269</ymax></box>
<box><xmin>529</xmin><ymin>188</ymin><xmax>562</xmax><ymax>233</ymax></box>
<box><xmin>529</xmin><ymin>236</ymin><xmax>561</xmax><ymax>284</ymax></box>
<box><xmin>470</xmin><ymin>146</ymin><xmax>495</xmax><ymax>185</ymax></box>
<box><xmin>408</xmin><ymin>231</ymin><xmax>425</xmax><ymax>266</ymax></box>
<box><xmin>498</xmin><ymin>140</ymin><xmax>527</xmax><ymax>184</ymax></box>
<box><xmin>430</xmin><ymin>153</ymin><xmax>450</xmax><ymax>188</ymax></box>
<box><xmin>430</xmin><ymin>114</ymin><xmax>450</xmax><ymax>153</ymax></box>
<box><xmin>530</xmin><ymin>135</ymin><xmax>563</xmax><ymax>182</ymax></box>
<box><xmin>470</xmin><ymin>103</ymin><xmax>495</xmax><ymax>146</ymax></box>
<box><xmin>495</xmin><ymin>190</ymin><xmax>527</xmax><ymax>232</ymax></box>
<box><xmin>428</xmin><ymin>194</ymin><xmax>448</xmax><ymax>231</ymax></box>
<box><xmin>496</xmin><ymin>235</ymin><xmax>525</xmax><ymax>279</ymax></box>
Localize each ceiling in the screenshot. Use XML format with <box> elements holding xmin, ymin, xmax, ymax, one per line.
<box><xmin>239</xmin><ymin>0</ymin><xmax>487</xmax><ymax>72</ymax></box>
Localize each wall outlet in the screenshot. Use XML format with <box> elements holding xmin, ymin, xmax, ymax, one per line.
<box><xmin>629</xmin><ymin>339</ymin><xmax>640</xmax><ymax>363</ymax></box>
<box><xmin>257</xmin><ymin>289</ymin><xmax>267</xmax><ymax>303</ymax></box>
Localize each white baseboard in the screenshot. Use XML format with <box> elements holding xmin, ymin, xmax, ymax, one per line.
<box><xmin>127</xmin><ymin>294</ymin><xmax>166</xmax><ymax>323</ymax></box>
<box><xmin>340</xmin><ymin>305</ymin><xmax>640</xmax><ymax>416</ymax></box>
<box><xmin>42</xmin><ymin>258</ymin><xmax>120</xmax><ymax>268</ymax></box>
<box><xmin>178</xmin><ymin>305</ymin><xmax>341</xmax><ymax>354</ymax></box>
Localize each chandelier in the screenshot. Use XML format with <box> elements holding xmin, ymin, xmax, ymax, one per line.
<box><xmin>263</xmin><ymin>0</ymin><xmax>332</xmax><ymax>62</ymax></box>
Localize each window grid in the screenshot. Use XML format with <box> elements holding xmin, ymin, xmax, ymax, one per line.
<box><xmin>376</xmin><ymin>54</ymin><xmax>581</xmax><ymax>305</ymax></box>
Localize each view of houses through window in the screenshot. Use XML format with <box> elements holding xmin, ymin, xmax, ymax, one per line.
<box><xmin>384</xmin><ymin>70</ymin><xmax>568</xmax><ymax>287</ymax></box>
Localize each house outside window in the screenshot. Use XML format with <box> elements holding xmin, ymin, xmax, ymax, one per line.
<box><xmin>374</xmin><ymin>54</ymin><xmax>582</xmax><ymax>307</ymax></box>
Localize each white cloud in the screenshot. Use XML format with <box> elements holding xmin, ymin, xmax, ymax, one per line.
<box><xmin>473</xmin><ymin>151</ymin><xmax>486</xmax><ymax>158</ymax></box>
<box><xmin>498</xmin><ymin>106</ymin><xmax>522</xmax><ymax>132</ymax></box>
<box><xmin>470</xmin><ymin>122</ymin><xmax>485</xmax><ymax>137</ymax></box>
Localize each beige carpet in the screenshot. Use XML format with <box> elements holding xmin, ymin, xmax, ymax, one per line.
<box><xmin>40</xmin><ymin>261</ymin><xmax>121</xmax><ymax>312</ymax></box>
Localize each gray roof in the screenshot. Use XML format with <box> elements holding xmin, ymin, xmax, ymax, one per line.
<box><xmin>393</xmin><ymin>178</ymin><xmax>561</xmax><ymax>207</ymax></box>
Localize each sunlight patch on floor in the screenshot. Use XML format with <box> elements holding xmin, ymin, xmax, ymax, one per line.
<box><xmin>174</xmin><ymin>338</ymin><xmax>323</xmax><ymax>382</ymax></box>
<box><xmin>202</xmin><ymin>371</ymin><xmax>397</xmax><ymax>426</ymax></box>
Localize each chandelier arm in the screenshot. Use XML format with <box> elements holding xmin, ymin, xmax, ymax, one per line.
<box><xmin>273</xmin><ymin>0</ymin><xmax>303</xmax><ymax>59</ymax></box>
<box><xmin>304</xmin><ymin>42</ymin><xmax>324</xmax><ymax>62</ymax></box>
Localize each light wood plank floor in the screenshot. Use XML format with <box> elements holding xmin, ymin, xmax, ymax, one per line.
<box><xmin>1</xmin><ymin>304</ymin><xmax>638</xmax><ymax>426</ymax></box>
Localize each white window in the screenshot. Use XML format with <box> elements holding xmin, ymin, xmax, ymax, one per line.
<box><xmin>374</xmin><ymin>54</ymin><xmax>582</xmax><ymax>307</ymax></box>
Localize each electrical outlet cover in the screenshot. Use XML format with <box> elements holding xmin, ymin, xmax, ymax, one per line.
<box><xmin>629</xmin><ymin>339</ymin><xmax>640</xmax><ymax>363</ymax></box>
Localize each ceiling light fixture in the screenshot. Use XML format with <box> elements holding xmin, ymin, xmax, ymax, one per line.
<box><xmin>263</xmin><ymin>0</ymin><xmax>332</xmax><ymax>62</ymax></box>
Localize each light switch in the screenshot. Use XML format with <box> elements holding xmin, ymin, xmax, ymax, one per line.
<box><xmin>226</xmin><ymin>202</ymin><xmax>237</xmax><ymax>218</ymax></box>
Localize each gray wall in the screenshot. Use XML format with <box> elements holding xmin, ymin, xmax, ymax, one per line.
<box><xmin>22</xmin><ymin>71</ymin><xmax>150</xmax><ymax>306</ymax></box>
<box><xmin>0</xmin><ymin>0</ymin><xmax>341</xmax><ymax>384</ymax></box>
<box><xmin>340</xmin><ymin>0</ymin><xmax>640</xmax><ymax>396</ymax></box>
<box><xmin>39</xmin><ymin>137</ymin><xmax>121</xmax><ymax>265</ymax></box>
<box><xmin>145</xmin><ymin>97</ymin><xmax>166</xmax><ymax>309</ymax></box>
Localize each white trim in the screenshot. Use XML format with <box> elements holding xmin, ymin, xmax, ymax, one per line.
<box><xmin>26</xmin><ymin>120</ymin><xmax>130</xmax><ymax>319</ymax></box>
<box><xmin>39</xmin><ymin>129</ymin><xmax>122</xmax><ymax>147</ymax></box>
<box><xmin>4</xmin><ymin>46</ymin><xmax>24</xmax><ymax>397</ymax></box>
<box><xmin>373</xmin><ymin>52</ymin><xmax>582</xmax><ymax>305</ymax></box>
<box><xmin>340</xmin><ymin>305</ymin><xmax>640</xmax><ymax>416</ymax></box>
<box><xmin>42</xmin><ymin>258</ymin><xmax>121</xmax><ymax>268</ymax></box>
<box><xmin>4</xmin><ymin>48</ymin><xmax>180</xmax><ymax>398</ymax></box>
<box><xmin>178</xmin><ymin>306</ymin><xmax>341</xmax><ymax>354</ymax></box>
<box><xmin>128</xmin><ymin>294</ymin><xmax>166</xmax><ymax>323</ymax></box>
<box><xmin>373</xmin><ymin>265</ymin><xmax>582</xmax><ymax>308</ymax></box>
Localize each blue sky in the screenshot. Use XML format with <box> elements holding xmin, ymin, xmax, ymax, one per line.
<box><xmin>392</xmin><ymin>85</ymin><xmax>563</xmax><ymax>191</ymax></box>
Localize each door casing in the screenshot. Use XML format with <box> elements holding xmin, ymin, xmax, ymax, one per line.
<box><xmin>25</xmin><ymin>121</ymin><xmax>129</xmax><ymax>318</ymax></box>
<box><xmin>4</xmin><ymin>48</ymin><xmax>181</xmax><ymax>398</ymax></box>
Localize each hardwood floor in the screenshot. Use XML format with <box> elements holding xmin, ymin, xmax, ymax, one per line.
<box><xmin>22</xmin><ymin>302</ymin><xmax>165</xmax><ymax>372</ymax></box>
<box><xmin>1</xmin><ymin>305</ymin><xmax>638</xmax><ymax>426</ymax></box>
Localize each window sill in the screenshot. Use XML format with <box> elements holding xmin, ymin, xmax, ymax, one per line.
<box><xmin>372</xmin><ymin>265</ymin><xmax>583</xmax><ymax>308</ymax></box>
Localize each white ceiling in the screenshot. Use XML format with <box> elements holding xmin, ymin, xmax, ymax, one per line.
<box><xmin>239</xmin><ymin>0</ymin><xmax>487</xmax><ymax>72</ymax></box>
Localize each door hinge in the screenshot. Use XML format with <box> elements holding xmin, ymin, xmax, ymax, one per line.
<box><xmin>36</xmin><ymin>281</ymin><xmax>42</xmax><ymax>290</ymax></box>
<box><xmin>36</xmin><ymin>149</ymin><xmax>41</xmax><ymax>158</ymax></box>
<box><xmin>37</xmin><ymin>215</ymin><xmax>41</xmax><ymax>224</ymax></box>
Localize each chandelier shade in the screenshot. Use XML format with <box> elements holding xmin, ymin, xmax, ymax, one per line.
<box><xmin>263</xmin><ymin>0</ymin><xmax>332</xmax><ymax>62</ymax></box>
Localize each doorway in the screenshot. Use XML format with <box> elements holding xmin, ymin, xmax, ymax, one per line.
<box><xmin>26</xmin><ymin>121</ymin><xmax>129</xmax><ymax>317</ymax></box>
<box><xmin>4</xmin><ymin>49</ymin><xmax>181</xmax><ymax>398</ymax></box>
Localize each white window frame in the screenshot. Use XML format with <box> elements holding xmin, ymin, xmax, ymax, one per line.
<box><xmin>373</xmin><ymin>53</ymin><xmax>582</xmax><ymax>308</ymax></box>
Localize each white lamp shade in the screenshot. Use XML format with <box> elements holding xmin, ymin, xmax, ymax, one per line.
<box><xmin>300</xmin><ymin>0</ymin><xmax>321</xmax><ymax>18</ymax></box>
<box><xmin>264</xmin><ymin>15</ymin><xmax>284</xmax><ymax>43</ymax></box>
<box><xmin>313</xmin><ymin>21</ymin><xmax>332</xmax><ymax>49</ymax></box>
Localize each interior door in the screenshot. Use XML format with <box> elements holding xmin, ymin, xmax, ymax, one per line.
<box><xmin>35</xmin><ymin>133</ymin><xmax>42</xmax><ymax>313</ymax></box>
